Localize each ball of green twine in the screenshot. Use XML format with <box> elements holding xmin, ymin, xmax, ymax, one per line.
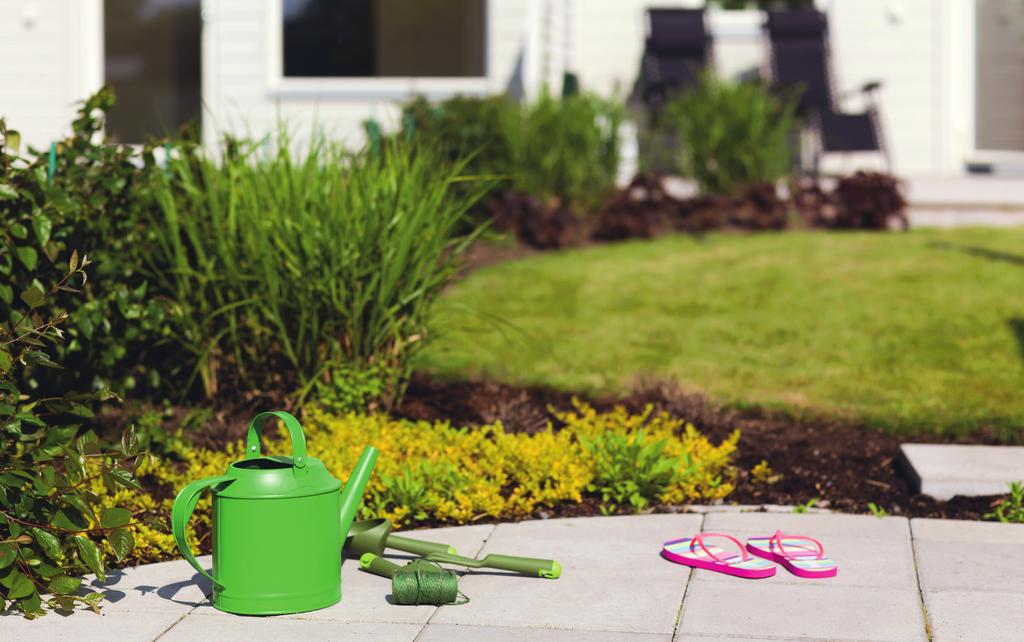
<box><xmin>392</xmin><ymin>559</ymin><xmax>468</xmax><ymax>606</ymax></box>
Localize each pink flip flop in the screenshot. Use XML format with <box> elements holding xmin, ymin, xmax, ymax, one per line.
<box><xmin>746</xmin><ymin>531</ymin><xmax>838</xmax><ymax>579</ymax></box>
<box><xmin>661</xmin><ymin>532</ymin><xmax>776</xmax><ymax>579</ymax></box>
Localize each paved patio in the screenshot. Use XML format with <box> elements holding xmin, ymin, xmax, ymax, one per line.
<box><xmin>4</xmin><ymin>509</ymin><xmax>1022</xmax><ymax>641</ymax></box>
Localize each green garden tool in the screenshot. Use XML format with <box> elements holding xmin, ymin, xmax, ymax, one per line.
<box><xmin>348</xmin><ymin>518</ymin><xmax>561</xmax><ymax>579</ymax></box>
<box><xmin>172</xmin><ymin>411</ymin><xmax>378</xmax><ymax>615</ymax></box>
<box><xmin>423</xmin><ymin>549</ymin><xmax>561</xmax><ymax>579</ymax></box>
<box><xmin>346</xmin><ymin>518</ymin><xmax>456</xmax><ymax>559</ymax></box>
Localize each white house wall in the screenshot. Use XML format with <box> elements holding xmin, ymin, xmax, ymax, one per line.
<box><xmin>0</xmin><ymin>0</ymin><xmax>101</xmax><ymax>150</ymax></box>
<box><xmin>202</xmin><ymin>0</ymin><xmax>551</xmax><ymax>149</ymax></box>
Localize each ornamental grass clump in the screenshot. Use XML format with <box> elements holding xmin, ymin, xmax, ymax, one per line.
<box><xmin>150</xmin><ymin>135</ymin><xmax>491</xmax><ymax>407</ymax></box>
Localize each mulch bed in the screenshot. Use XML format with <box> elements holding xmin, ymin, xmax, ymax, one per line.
<box><xmin>396</xmin><ymin>375</ymin><xmax>1007</xmax><ymax>521</ymax></box>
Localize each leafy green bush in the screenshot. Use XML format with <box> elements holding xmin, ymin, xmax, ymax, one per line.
<box><xmin>508</xmin><ymin>91</ymin><xmax>623</xmax><ymax>212</ymax></box>
<box><xmin>1</xmin><ymin>89</ymin><xmax>175</xmax><ymax>400</ymax></box>
<box><xmin>1</xmin><ymin>129</ymin><xmax>143</xmax><ymax>617</ymax></box>
<box><xmin>150</xmin><ymin>135</ymin><xmax>490</xmax><ymax>407</ymax></box>
<box><xmin>402</xmin><ymin>94</ymin><xmax>517</xmax><ymax>180</ymax></box>
<box><xmin>404</xmin><ymin>91</ymin><xmax>623</xmax><ymax>215</ymax></box>
<box><xmin>662</xmin><ymin>72</ymin><xmax>798</xmax><ymax>196</ymax></box>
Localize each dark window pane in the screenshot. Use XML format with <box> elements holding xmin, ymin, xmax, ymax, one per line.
<box><xmin>104</xmin><ymin>0</ymin><xmax>201</xmax><ymax>143</ymax></box>
<box><xmin>283</xmin><ymin>0</ymin><xmax>486</xmax><ymax>78</ymax></box>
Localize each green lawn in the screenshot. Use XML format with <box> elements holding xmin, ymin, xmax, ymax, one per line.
<box><xmin>419</xmin><ymin>228</ymin><xmax>1024</xmax><ymax>437</ymax></box>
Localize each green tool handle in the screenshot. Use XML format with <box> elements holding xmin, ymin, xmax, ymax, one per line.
<box><xmin>359</xmin><ymin>552</ymin><xmax>401</xmax><ymax>579</ymax></box>
<box><xmin>387</xmin><ymin>534</ymin><xmax>456</xmax><ymax>557</ymax></box>
<box><xmin>425</xmin><ymin>552</ymin><xmax>561</xmax><ymax>579</ymax></box>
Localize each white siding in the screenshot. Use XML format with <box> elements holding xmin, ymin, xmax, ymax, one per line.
<box><xmin>202</xmin><ymin>0</ymin><xmax>548</xmax><ymax>148</ymax></box>
<box><xmin>0</xmin><ymin>0</ymin><xmax>101</xmax><ymax>149</ymax></box>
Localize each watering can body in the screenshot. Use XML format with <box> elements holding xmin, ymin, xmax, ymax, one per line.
<box><xmin>172</xmin><ymin>411</ymin><xmax>377</xmax><ymax>615</ymax></box>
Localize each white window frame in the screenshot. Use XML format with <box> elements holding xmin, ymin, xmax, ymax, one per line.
<box><xmin>266</xmin><ymin>0</ymin><xmax>493</xmax><ymax>100</ymax></box>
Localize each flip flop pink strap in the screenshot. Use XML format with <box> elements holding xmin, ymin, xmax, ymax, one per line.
<box><xmin>691</xmin><ymin>532</ymin><xmax>750</xmax><ymax>563</ymax></box>
<box><xmin>769</xmin><ymin>530</ymin><xmax>825</xmax><ymax>560</ymax></box>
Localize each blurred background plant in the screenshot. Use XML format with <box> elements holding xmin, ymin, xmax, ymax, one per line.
<box><xmin>661</xmin><ymin>72</ymin><xmax>798</xmax><ymax>196</ymax></box>
<box><xmin>1</xmin><ymin>90</ymin><xmax>176</xmax><ymax>402</ymax></box>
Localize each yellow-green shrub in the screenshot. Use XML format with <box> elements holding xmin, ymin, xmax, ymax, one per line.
<box><xmin>105</xmin><ymin>402</ymin><xmax>738</xmax><ymax>566</ymax></box>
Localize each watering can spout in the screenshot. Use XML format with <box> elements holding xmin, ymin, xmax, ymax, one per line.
<box><xmin>339</xmin><ymin>446</ymin><xmax>378</xmax><ymax>540</ymax></box>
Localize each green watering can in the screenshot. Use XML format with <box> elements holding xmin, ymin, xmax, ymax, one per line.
<box><xmin>172</xmin><ymin>411</ymin><xmax>378</xmax><ymax>615</ymax></box>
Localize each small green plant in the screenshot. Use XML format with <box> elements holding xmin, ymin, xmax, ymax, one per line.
<box><xmin>867</xmin><ymin>502</ymin><xmax>888</xmax><ymax>518</ymax></box>
<box><xmin>582</xmin><ymin>430</ymin><xmax>683</xmax><ymax>513</ymax></box>
<box><xmin>314</xmin><ymin>363</ymin><xmax>396</xmax><ymax>414</ymax></box>
<box><xmin>985</xmin><ymin>481</ymin><xmax>1024</xmax><ymax>524</ymax></box>
<box><xmin>661</xmin><ymin>72</ymin><xmax>799</xmax><ymax>196</ymax></box>
<box><xmin>750</xmin><ymin>460</ymin><xmax>782</xmax><ymax>485</ymax></box>
<box><xmin>792</xmin><ymin>498</ymin><xmax>819</xmax><ymax>514</ymax></box>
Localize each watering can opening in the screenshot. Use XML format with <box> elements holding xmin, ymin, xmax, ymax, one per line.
<box><xmin>233</xmin><ymin>456</ymin><xmax>292</xmax><ymax>470</ymax></box>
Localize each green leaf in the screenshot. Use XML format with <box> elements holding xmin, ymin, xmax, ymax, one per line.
<box><xmin>15</xmin><ymin>245</ymin><xmax>37</xmax><ymax>270</ymax></box>
<box><xmin>31</xmin><ymin>213</ymin><xmax>52</xmax><ymax>247</ymax></box>
<box><xmin>8</xmin><ymin>571</ymin><xmax>34</xmax><ymax>599</ymax></box>
<box><xmin>109</xmin><ymin>468</ymin><xmax>142</xmax><ymax>490</ymax></box>
<box><xmin>0</xmin><ymin>182</ymin><xmax>16</xmax><ymax>200</ymax></box>
<box><xmin>0</xmin><ymin>283</ymin><xmax>12</xmax><ymax>305</ymax></box>
<box><xmin>5</xmin><ymin>130</ymin><xmax>21</xmax><ymax>153</ymax></box>
<box><xmin>51</xmin><ymin>507</ymin><xmax>88</xmax><ymax>531</ymax></box>
<box><xmin>0</xmin><ymin>349</ymin><xmax>11</xmax><ymax>374</ymax></box>
<box><xmin>19</xmin><ymin>285</ymin><xmax>45</xmax><ymax>309</ymax></box>
<box><xmin>31</xmin><ymin>528</ymin><xmax>61</xmax><ymax>561</ymax></box>
<box><xmin>47</xmin><ymin>574</ymin><xmax>82</xmax><ymax>595</ymax></box>
<box><xmin>0</xmin><ymin>543</ymin><xmax>16</xmax><ymax>568</ymax></box>
<box><xmin>121</xmin><ymin>424</ymin><xmax>139</xmax><ymax>457</ymax></box>
<box><xmin>61</xmin><ymin>493</ymin><xmax>92</xmax><ymax>518</ymax></box>
<box><xmin>33</xmin><ymin>561</ymin><xmax>62</xmax><ymax>578</ymax></box>
<box><xmin>73</xmin><ymin>536</ymin><xmax>104</xmax><ymax>581</ymax></box>
<box><xmin>99</xmin><ymin>507</ymin><xmax>131</xmax><ymax>529</ymax></box>
<box><xmin>9</xmin><ymin>222</ymin><xmax>28</xmax><ymax>239</ymax></box>
<box><xmin>107</xmin><ymin>528</ymin><xmax>134</xmax><ymax>562</ymax></box>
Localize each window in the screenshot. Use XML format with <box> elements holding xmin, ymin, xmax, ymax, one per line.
<box><xmin>104</xmin><ymin>0</ymin><xmax>201</xmax><ymax>142</ymax></box>
<box><xmin>282</xmin><ymin>0</ymin><xmax>486</xmax><ymax>78</ymax></box>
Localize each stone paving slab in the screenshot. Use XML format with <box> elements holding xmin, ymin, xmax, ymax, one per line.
<box><xmin>924</xmin><ymin>590</ymin><xmax>1024</xmax><ymax>642</ymax></box>
<box><xmin>418</xmin><ymin>623</ymin><xmax>671</xmax><ymax>641</ymax></box>
<box><xmin>677</xmin><ymin>581</ymin><xmax>927</xmax><ymax>642</ymax></box>
<box><xmin>160</xmin><ymin>612</ymin><xmax>421</xmax><ymax>642</ymax></box>
<box><xmin>679</xmin><ymin>513</ymin><xmax>927</xmax><ymax>641</ymax></box>
<box><xmin>900</xmin><ymin>443</ymin><xmax>1024</xmax><ymax>499</ymax></box>
<box><xmin>6</xmin><ymin>511</ymin><xmax>1024</xmax><ymax>641</ymax></box>
<box><xmin>911</xmin><ymin>518</ymin><xmax>1024</xmax><ymax>593</ymax></box>
<box><xmin>430</xmin><ymin>514</ymin><xmax>703</xmax><ymax>634</ymax></box>
<box><xmin>0</xmin><ymin>608</ymin><xmax>184</xmax><ymax>642</ymax></box>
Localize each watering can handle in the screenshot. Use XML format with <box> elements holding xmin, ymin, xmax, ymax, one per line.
<box><xmin>245</xmin><ymin>411</ymin><xmax>308</xmax><ymax>468</ymax></box>
<box><xmin>171</xmin><ymin>474</ymin><xmax>233</xmax><ymax>592</ymax></box>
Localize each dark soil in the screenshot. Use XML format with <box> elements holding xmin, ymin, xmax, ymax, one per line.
<box><xmin>396</xmin><ymin>375</ymin><xmax>1008</xmax><ymax>521</ymax></box>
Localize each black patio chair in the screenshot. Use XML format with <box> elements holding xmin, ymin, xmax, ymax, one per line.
<box><xmin>634</xmin><ymin>8</ymin><xmax>711</xmax><ymax>118</ymax></box>
<box><xmin>764</xmin><ymin>9</ymin><xmax>890</xmax><ymax>173</ymax></box>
